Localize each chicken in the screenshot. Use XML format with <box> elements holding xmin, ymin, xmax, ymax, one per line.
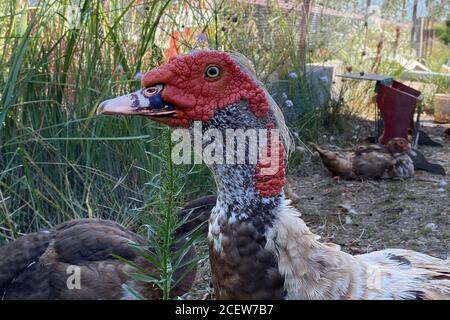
<box><xmin>97</xmin><ymin>50</ymin><xmax>449</xmax><ymax>300</ymax></box>
<box><xmin>0</xmin><ymin>195</ymin><xmax>216</xmax><ymax>300</ymax></box>
<box><xmin>312</xmin><ymin>137</ymin><xmax>414</xmax><ymax>179</ymax></box>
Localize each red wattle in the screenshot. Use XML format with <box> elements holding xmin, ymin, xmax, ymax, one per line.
<box><xmin>254</xmin><ymin>128</ymin><xmax>286</xmax><ymax>197</ymax></box>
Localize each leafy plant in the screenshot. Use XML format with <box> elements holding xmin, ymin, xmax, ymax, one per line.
<box><xmin>435</xmin><ymin>21</ymin><xmax>450</xmax><ymax>45</ymax></box>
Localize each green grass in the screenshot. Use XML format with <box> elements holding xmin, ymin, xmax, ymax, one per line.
<box><xmin>424</xmin><ymin>38</ymin><xmax>450</xmax><ymax>75</ymax></box>
<box><xmin>0</xmin><ymin>0</ymin><xmax>216</xmax><ymax>299</ymax></box>
<box><xmin>0</xmin><ymin>1</ymin><xmax>213</xmax><ymax>241</ymax></box>
<box><xmin>435</xmin><ymin>20</ymin><xmax>450</xmax><ymax>45</ymax></box>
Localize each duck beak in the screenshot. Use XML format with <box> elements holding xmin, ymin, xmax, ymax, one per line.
<box><xmin>96</xmin><ymin>85</ymin><xmax>176</xmax><ymax>117</ymax></box>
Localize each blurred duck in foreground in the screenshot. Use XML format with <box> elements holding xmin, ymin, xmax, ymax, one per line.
<box><xmin>0</xmin><ymin>195</ymin><xmax>216</xmax><ymax>300</ymax></box>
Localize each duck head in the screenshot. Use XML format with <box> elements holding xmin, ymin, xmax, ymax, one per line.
<box><xmin>386</xmin><ymin>137</ymin><xmax>411</xmax><ymax>154</ymax></box>
<box><xmin>97</xmin><ymin>50</ymin><xmax>295</xmax><ymax>300</ymax></box>
<box><xmin>97</xmin><ymin>50</ymin><xmax>293</xmax><ymax>204</ymax></box>
<box><xmin>97</xmin><ymin>51</ymin><xmax>275</xmax><ymax>126</ymax></box>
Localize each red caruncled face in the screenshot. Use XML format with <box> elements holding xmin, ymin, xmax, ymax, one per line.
<box><xmin>141</xmin><ymin>51</ymin><xmax>269</xmax><ymax>127</ymax></box>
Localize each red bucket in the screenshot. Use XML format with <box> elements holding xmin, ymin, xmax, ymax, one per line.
<box><xmin>376</xmin><ymin>81</ymin><xmax>421</xmax><ymax>144</ymax></box>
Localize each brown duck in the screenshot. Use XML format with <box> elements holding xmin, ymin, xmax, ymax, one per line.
<box><xmin>0</xmin><ymin>195</ymin><xmax>216</xmax><ymax>300</ymax></box>
<box><xmin>312</xmin><ymin>137</ymin><xmax>414</xmax><ymax>179</ymax></box>
<box><xmin>96</xmin><ymin>50</ymin><xmax>449</xmax><ymax>299</ymax></box>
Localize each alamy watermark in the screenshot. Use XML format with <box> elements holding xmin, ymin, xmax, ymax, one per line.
<box><xmin>66</xmin><ymin>265</ymin><xmax>81</xmax><ymax>290</ymax></box>
<box><xmin>171</xmin><ymin>121</ymin><xmax>281</xmax><ymax>175</ymax></box>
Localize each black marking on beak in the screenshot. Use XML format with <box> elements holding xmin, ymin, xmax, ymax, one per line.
<box><xmin>133</xmin><ymin>85</ymin><xmax>175</xmax><ymax>112</ymax></box>
<box><xmin>96</xmin><ymin>85</ymin><xmax>177</xmax><ymax>117</ymax></box>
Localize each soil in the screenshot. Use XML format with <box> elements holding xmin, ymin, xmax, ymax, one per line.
<box><xmin>186</xmin><ymin>116</ymin><xmax>450</xmax><ymax>300</ymax></box>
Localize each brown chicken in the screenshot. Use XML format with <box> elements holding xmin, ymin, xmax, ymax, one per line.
<box><xmin>312</xmin><ymin>137</ymin><xmax>414</xmax><ymax>179</ymax></box>
<box><xmin>0</xmin><ymin>195</ymin><xmax>216</xmax><ymax>300</ymax></box>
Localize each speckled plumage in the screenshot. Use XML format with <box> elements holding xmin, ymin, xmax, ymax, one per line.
<box><xmin>266</xmin><ymin>202</ymin><xmax>450</xmax><ymax>299</ymax></box>
<box><xmin>205</xmin><ymin>105</ymin><xmax>447</xmax><ymax>300</ymax></box>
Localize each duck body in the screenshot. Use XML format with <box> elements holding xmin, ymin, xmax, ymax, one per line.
<box><xmin>270</xmin><ymin>204</ymin><xmax>449</xmax><ymax>299</ymax></box>
<box><xmin>210</xmin><ymin>197</ymin><xmax>450</xmax><ymax>299</ymax></box>
<box><xmin>313</xmin><ymin>138</ymin><xmax>414</xmax><ymax>180</ymax></box>
<box><xmin>1</xmin><ymin>219</ymin><xmax>160</xmax><ymax>300</ymax></box>
<box><xmin>97</xmin><ymin>50</ymin><xmax>449</xmax><ymax>300</ymax></box>
<box><xmin>0</xmin><ymin>196</ymin><xmax>216</xmax><ymax>300</ymax></box>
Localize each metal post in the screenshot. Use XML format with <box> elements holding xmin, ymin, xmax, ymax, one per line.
<box><xmin>410</xmin><ymin>0</ymin><xmax>418</xmax><ymax>49</ymax></box>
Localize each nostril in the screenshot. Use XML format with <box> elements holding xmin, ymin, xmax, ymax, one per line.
<box><xmin>143</xmin><ymin>84</ymin><xmax>163</xmax><ymax>97</ymax></box>
<box><xmin>145</xmin><ymin>87</ymin><xmax>157</xmax><ymax>96</ymax></box>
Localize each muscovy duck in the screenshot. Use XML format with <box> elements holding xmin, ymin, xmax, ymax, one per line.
<box><xmin>0</xmin><ymin>195</ymin><xmax>216</xmax><ymax>299</ymax></box>
<box><xmin>312</xmin><ymin>137</ymin><xmax>414</xmax><ymax>179</ymax></box>
<box><xmin>97</xmin><ymin>50</ymin><xmax>449</xmax><ymax>300</ymax></box>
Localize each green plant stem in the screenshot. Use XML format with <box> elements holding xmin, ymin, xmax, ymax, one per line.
<box><xmin>162</xmin><ymin>127</ymin><xmax>174</xmax><ymax>300</ymax></box>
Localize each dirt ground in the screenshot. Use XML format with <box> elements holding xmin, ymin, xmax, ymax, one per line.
<box><xmin>292</xmin><ymin>118</ymin><xmax>449</xmax><ymax>259</ymax></box>
<box><xmin>186</xmin><ymin>116</ymin><xmax>450</xmax><ymax>300</ymax></box>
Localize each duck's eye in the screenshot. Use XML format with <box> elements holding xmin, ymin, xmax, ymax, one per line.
<box><xmin>205</xmin><ymin>66</ymin><xmax>221</xmax><ymax>78</ymax></box>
